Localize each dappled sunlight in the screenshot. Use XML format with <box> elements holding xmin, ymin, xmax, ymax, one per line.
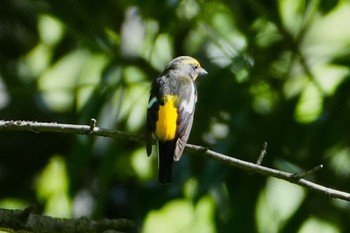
<box><xmin>256</xmin><ymin>178</ymin><xmax>306</xmax><ymax>233</ymax></box>
<box><xmin>298</xmin><ymin>217</ymin><xmax>340</xmax><ymax>233</ymax></box>
<box><xmin>2</xmin><ymin>0</ymin><xmax>350</xmax><ymax>232</ymax></box>
<box><xmin>36</xmin><ymin>156</ymin><xmax>72</xmax><ymax>218</ymax></box>
<box><xmin>144</xmin><ymin>196</ymin><xmax>216</xmax><ymax>233</ymax></box>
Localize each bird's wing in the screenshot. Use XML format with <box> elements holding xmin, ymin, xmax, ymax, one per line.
<box><xmin>146</xmin><ymin>80</ymin><xmax>160</xmax><ymax>157</ymax></box>
<box><xmin>174</xmin><ymin>81</ymin><xmax>197</xmax><ymax>161</ymax></box>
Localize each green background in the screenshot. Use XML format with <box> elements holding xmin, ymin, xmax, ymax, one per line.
<box><xmin>1</xmin><ymin>0</ymin><xmax>350</xmax><ymax>232</ymax></box>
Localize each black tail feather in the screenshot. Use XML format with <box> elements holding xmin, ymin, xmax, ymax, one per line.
<box><xmin>158</xmin><ymin>141</ymin><xmax>176</xmax><ymax>184</ymax></box>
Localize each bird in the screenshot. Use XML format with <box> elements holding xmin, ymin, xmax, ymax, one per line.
<box><xmin>146</xmin><ymin>56</ymin><xmax>207</xmax><ymax>183</ymax></box>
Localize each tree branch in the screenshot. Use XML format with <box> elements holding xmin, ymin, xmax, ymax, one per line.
<box><xmin>0</xmin><ymin>119</ymin><xmax>143</xmax><ymax>142</ymax></box>
<box><xmin>0</xmin><ymin>206</ymin><xmax>135</xmax><ymax>233</ymax></box>
<box><xmin>1</xmin><ymin>120</ymin><xmax>350</xmax><ymax>203</ymax></box>
<box><xmin>186</xmin><ymin>145</ymin><xmax>350</xmax><ymax>200</ymax></box>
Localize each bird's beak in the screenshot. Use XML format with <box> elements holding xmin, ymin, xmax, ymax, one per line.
<box><xmin>198</xmin><ymin>67</ymin><xmax>208</xmax><ymax>76</ymax></box>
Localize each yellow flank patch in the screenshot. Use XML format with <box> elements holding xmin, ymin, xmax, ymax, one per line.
<box><xmin>155</xmin><ymin>95</ymin><xmax>178</xmax><ymax>141</ymax></box>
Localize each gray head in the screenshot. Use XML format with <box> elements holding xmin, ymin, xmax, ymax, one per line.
<box><xmin>162</xmin><ymin>56</ymin><xmax>208</xmax><ymax>80</ymax></box>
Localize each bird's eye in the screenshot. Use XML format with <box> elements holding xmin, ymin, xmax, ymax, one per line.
<box><xmin>193</xmin><ymin>64</ymin><xmax>199</xmax><ymax>69</ymax></box>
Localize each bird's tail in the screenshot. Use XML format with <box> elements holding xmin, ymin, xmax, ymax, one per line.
<box><xmin>158</xmin><ymin>140</ymin><xmax>176</xmax><ymax>184</ymax></box>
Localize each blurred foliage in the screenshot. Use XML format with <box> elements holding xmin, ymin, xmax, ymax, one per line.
<box><xmin>1</xmin><ymin>0</ymin><xmax>350</xmax><ymax>232</ymax></box>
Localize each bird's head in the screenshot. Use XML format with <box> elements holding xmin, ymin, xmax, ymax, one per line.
<box><xmin>163</xmin><ymin>56</ymin><xmax>208</xmax><ymax>80</ymax></box>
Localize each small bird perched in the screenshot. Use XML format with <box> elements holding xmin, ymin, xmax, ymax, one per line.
<box><xmin>146</xmin><ymin>56</ymin><xmax>207</xmax><ymax>183</ymax></box>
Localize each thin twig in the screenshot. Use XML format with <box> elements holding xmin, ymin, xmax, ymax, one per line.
<box><xmin>1</xmin><ymin>120</ymin><xmax>350</xmax><ymax>202</ymax></box>
<box><xmin>256</xmin><ymin>141</ymin><xmax>268</xmax><ymax>165</ymax></box>
<box><xmin>89</xmin><ymin>118</ymin><xmax>97</xmax><ymax>133</ymax></box>
<box><xmin>292</xmin><ymin>164</ymin><xmax>324</xmax><ymax>179</ymax></box>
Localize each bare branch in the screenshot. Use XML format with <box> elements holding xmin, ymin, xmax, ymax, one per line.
<box><xmin>0</xmin><ymin>206</ymin><xmax>135</xmax><ymax>233</ymax></box>
<box><xmin>1</xmin><ymin>120</ymin><xmax>350</xmax><ymax>202</ymax></box>
<box><xmin>0</xmin><ymin>120</ymin><xmax>143</xmax><ymax>142</ymax></box>
<box><xmin>186</xmin><ymin>144</ymin><xmax>350</xmax><ymax>200</ymax></box>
